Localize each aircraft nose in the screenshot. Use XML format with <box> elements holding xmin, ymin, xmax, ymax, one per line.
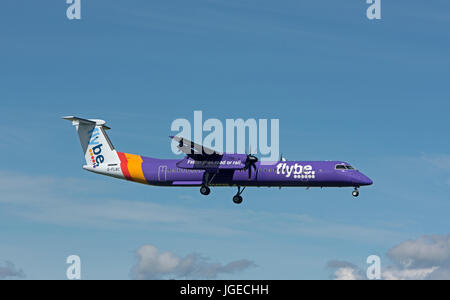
<box><xmin>354</xmin><ymin>173</ymin><xmax>373</xmax><ymax>186</ymax></box>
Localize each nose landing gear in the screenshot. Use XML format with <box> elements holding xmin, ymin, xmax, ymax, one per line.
<box><xmin>200</xmin><ymin>185</ymin><xmax>211</xmax><ymax>195</ymax></box>
<box><xmin>352</xmin><ymin>188</ymin><xmax>359</xmax><ymax>197</ymax></box>
<box><xmin>233</xmin><ymin>186</ymin><xmax>245</xmax><ymax>204</ymax></box>
<box><xmin>233</xmin><ymin>195</ymin><xmax>243</xmax><ymax>204</ymax></box>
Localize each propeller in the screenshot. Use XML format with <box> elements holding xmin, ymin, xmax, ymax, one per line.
<box><xmin>244</xmin><ymin>153</ymin><xmax>258</xmax><ymax>179</ymax></box>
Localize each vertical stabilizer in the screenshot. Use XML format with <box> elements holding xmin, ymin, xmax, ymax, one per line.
<box><xmin>63</xmin><ymin>116</ymin><xmax>120</xmax><ymax>169</ymax></box>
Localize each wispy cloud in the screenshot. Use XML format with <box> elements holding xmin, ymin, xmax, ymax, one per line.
<box><xmin>422</xmin><ymin>154</ymin><xmax>450</xmax><ymax>171</ymax></box>
<box><xmin>421</xmin><ymin>154</ymin><xmax>450</xmax><ymax>186</ymax></box>
<box><xmin>0</xmin><ymin>261</ymin><xmax>25</xmax><ymax>279</ymax></box>
<box><xmin>0</xmin><ymin>171</ymin><xmax>404</xmax><ymax>244</ymax></box>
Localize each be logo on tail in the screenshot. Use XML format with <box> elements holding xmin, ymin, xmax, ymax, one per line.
<box><xmin>88</xmin><ymin>128</ymin><xmax>104</xmax><ymax>168</ymax></box>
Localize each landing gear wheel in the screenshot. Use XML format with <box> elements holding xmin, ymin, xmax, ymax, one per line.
<box><xmin>233</xmin><ymin>195</ymin><xmax>243</xmax><ymax>204</ymax></box>
<box><xmin>232</xmin><ymin>186</ymin><xmax>245</xmax><ymax>204</ymax></box>
<box><xmin>352</xmin><ymin>189</ymin><xmax>359</xmax><ymax>197</ymax></box>
<box><xmin>200</xmin><ymin>185</ymin><xmax>211</xmax><ymax>196</ymax></box>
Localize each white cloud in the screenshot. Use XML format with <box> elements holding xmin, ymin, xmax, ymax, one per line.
<box><xmin>132</xmin><ymin>244</ymin><xmax>256</xmax><ymax>279</ymax></box>
<box><xmin>327</xmin><ymin>234</ymin><xmax>450</xmax><ymax>280</ymax></box>
<box><xmin>327</xmin><ymin>260</ymin><xmax>364</xmax><ymax>280</ymax></box>
<box><xmin>387</xmin><ymin>235</ymin><xmax>450</xmax><ymax>268</ymax></box>
<box><xmin>333</xmin><ymin>267</ymin><xmax>363</xmax><ymax>280</ymax></box>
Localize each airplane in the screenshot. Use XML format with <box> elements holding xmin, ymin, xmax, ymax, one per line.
<box><xmin>63</xmin><ymin>116</ymin><xmax>373</xmax><ymax>204</ymax></box>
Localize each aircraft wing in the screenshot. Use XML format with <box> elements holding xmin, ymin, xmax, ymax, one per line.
<box><xmin>170</xmin><ymin>136</ymin><xmax>223</xmax><ymax>157</ymax></box>
<box><xmin>170</xmin><ymin>136</ymin><xmax>253</xmax><ymax>173</ymax></box>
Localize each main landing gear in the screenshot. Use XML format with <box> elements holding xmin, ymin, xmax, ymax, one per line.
<box><xmin>200</xmin><ymin>171</ymin><xmax>215</xmax><ymax>196</ymax></box>
<box><xmin>233</xmin><ymin>186</ymin><xmax>245</xmax><ymax>204</ymax></box>
<box><xmin>200</xmin><ymin>184</ymin><xmax>245</xmax><ymax>204</ymax></box>
<box><xmin>352</xmin><ymin>187</ymin><xmax>359</xmax><ymax>197</ymax></box>
<box><xmin>200</xmin><ymin>185</ymin><xmax>211</xmax><ymax>195</ymax></box>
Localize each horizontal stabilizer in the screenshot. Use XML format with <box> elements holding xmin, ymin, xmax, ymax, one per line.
<box><xmin>62</xmin><ymin>116</ymin><xmax>111</xmax><ymax>130</ymax></box>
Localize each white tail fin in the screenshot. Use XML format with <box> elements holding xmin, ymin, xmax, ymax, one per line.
<box><xmin>63</xmin><ymin>116</ymin><xmax>120</xmax><ymax>169</ymax></box>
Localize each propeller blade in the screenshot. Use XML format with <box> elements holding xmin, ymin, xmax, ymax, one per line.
<box><xmin>243</xmin><ymin>152</ymin><xmax>258</xmax><ymax>180</ymax></box>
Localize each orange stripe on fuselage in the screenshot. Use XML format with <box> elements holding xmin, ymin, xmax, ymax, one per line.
<box><xmin>123</xmin><ymin>153</ymin><xmax>148</xmax><ymax>184</ymax></box>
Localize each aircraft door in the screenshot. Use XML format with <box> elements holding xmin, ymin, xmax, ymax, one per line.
<box><xmin>158</xmin><ymin>165</ymin><xmax>167</xmax><ymax>181</ymax></box>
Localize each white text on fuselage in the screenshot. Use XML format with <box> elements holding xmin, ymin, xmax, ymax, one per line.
<box><xmin>186</xmin><ymin>160</ymin><xmax>242</xmax><ymax>166</ymax></box>
<box><xmin>276</xmin><ymin>163</ymin><xmax>316</xmax><ymax>179</ymax></box>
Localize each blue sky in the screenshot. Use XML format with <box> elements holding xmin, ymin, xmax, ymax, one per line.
<box><xmin>0</xmin><ymin>1</ymin><xmax>449</xmax><ymax>279</ymax></box>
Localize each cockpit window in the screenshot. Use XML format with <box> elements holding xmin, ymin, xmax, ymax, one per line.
<box><xmin>336</xmin><ymin>164</ymin><xmax>355</xmax><ymax>170</ymax></box>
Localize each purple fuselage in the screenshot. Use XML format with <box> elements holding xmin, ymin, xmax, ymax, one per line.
<box><xmin>135</xmin><ymin>156</ymin><xmax>373</xmax><ymax>188</ymax></box>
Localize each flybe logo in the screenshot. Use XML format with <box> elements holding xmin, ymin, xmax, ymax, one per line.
<box><xmin>276</xmin><ymin>163</ymin><xmax>316</xmax><ymax>179</ymax></box>
<box><xmin>88</xmin><ymin>128</ymin><xmax>104</xmax><ymax>168</ymax></box>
